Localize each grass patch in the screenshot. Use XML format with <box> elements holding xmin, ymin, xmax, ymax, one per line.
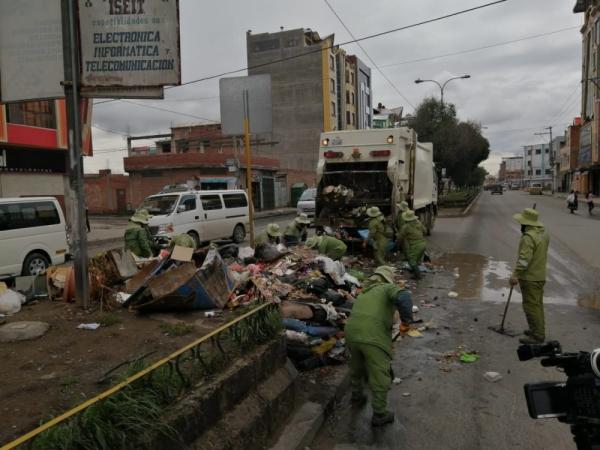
<box><xmin>160</xmin><ymin>322</ymin><xmax>194</xmax><ymax>337</ymax></box>
<box><xmin>95</xmin><ymin>313</ymin><xmax>122</xmax><ymax>328</ymax></box>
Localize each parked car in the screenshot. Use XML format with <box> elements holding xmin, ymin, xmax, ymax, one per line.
<box><xmin>296</xmin><ymin>188</ymin><xmax>316</xmax><ymax>221</ymax></box>
<box><xmin>490</xmin><ymin>184</ymin><xmax>503</xmax><ymax>195</ymax></box>
<box><xmin>528</xmin><ymin>183</ymin><xmax>543</xmax><ymax>195</ymax></box>
<box><xmin>0</xmin><ymin>197</ymin><xmax>68</xmax><ymax>278</ymax></box>
<box><xmin>138</xmin><ymin>189</ymin><xmax>250</xmax><ymax>246</ymax></box>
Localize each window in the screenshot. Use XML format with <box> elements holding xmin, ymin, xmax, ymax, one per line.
<box><xmin>535</xmin><ymin>149</ymin><xmax>541</xmax><ymax>154</ymax></box>
<box><xmin>0</xmin><ymin>201</ymin><xmax>60</xmax><ymax>231</ymax></box>
<box><xmin>285</xmin><ymin>38</ymin><xmax>299</xmax><ymax>48</ymax></box>
<box><xmin>346</xmin><ymin>111</ymin><xmax>351</xmax><ymax>125</ymax></box>
<box><xmin>331</xmin><ymin>102</ymin><xmax>336</xmax><ymax>116</ymax></box>
<box><xmin>352</xmin><ymin>113</ymin><xmax>355</xmax><ymax>125</ymax></box>
<box><xmin>330</xmin><ymin>79</ymin><xmax>335</xmax><ymax>94</ymax></box>
<box><xmin>139</xmin><ymin>195</ymin><xmax>178</xmax><ymax>215</ymax></box>
<box><xmin>179</xmin><ymin>195</ymin><xmax>196</xmax><ymax>211</ymax></box>
<box><xmin>527</xmin><ymin>170</ymin><xmax>532</xmax><ymax>175</ymax></box>
<box><xmin>545</xmin><ymin>148</ymin><xmax>549</xmax><ymax>153</ymax></box>
<box><xmin>253</xmin><ymin>38</ymin><xmax>279</xmax><ymax>52</ymax></box>
<box><xmin>346</xmin><ymin>90</ymin><xmax>350</xmax><ymax>103</ymax></box>
<box><xmin>351</xmin><ymin>73</ymin><xmax>355</xmax><ymax>84</ymax></box>
<box><xmin>200</xmin><ymin>195</ymin><xmax>223</xmax><ymax>210</ymax></box>
<box><xmin>535</xmin><ymin>169</ymin><xmax>541</xmax><ymax>175</ymax></box>
<box><xmin>527</xmin><ymin>161</ymin><xmax>531</xmax><ymax>166</ymax></box>
<box><xmin>329</xmin><ymin>55</ymin><xmax>335</xmax><ymax>70</ymax></box>
<box><xmin>6</xmin><ymin>101</ymin><xmax>56</xmax><ymax>129</ymax></box>
<box><xmin>345</xmin><ymin>70</ymin><xmax>349</xmax><ymax>83</ymax></box>
<box><xmin>223</xmin><ymin>193</ymin><xmax>248</xmax><ymax>208</ymax></box>
<box><xmin>527</xmin><ymin>149</ymin><xmax>532</xmax><ymax>155</ymax></box>
<box><xmin>545</xmin><ymin>169</ymin><xmax>552</xmax><ymax>174</ymax></box>
<box><xmin>351</xmin><ymin>92</ymin><xmax>355</xmax><ymax>105</ymax></box>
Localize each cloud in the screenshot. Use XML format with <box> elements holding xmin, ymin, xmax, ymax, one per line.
<box><xmin>86</xmin><ymin>0</ymin><xmax>584</xmax><ymax>179</ymax></box>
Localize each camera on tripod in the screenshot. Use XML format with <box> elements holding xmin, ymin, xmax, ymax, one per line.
<box><xmin>518</xmin><ymin>340</ymin><xmax>600</xmax><ymax>449</ymax></box>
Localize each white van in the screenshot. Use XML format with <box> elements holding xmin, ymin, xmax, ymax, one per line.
<box><xmin>138</xmin><ymin>189</ymin><xmax>250</xmax><ymax>246</ymax></box>
<box><xmin>0</xmin><ymin>197</ymin><xmax>69</xmax><ymax>278</ymax></box>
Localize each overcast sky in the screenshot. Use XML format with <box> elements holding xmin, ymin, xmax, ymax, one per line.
<box><xmin>86</xmin><ymin>0</ymin><xmax>584</xmax><ymax>176</ymax></box>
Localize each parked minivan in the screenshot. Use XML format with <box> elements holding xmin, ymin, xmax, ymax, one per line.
<box><xmin>138</xmin><ymin>189</ymin><xmax>250</xmax><ymax>246</ymax></box>
<box><xmin>0</xmin><ymin>197</ymin><xmax>69</xmax><ymax>279</ymax></box>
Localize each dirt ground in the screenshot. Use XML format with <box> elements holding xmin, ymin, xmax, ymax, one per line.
<box><xmin>0</xmin><ymin>299</ymin><xmax>235</xmax><ymax>446</ymax></box>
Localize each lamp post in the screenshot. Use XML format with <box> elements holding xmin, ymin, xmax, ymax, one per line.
<box><xmin>414</xmin><ymin>75</ymin><xmax>471</xmax><ymax>107</ymax></box>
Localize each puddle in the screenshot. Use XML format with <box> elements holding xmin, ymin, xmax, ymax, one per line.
<box><xmin>434</xmin><ymin>253</ymin><xmax>577</xmax><ymax>306</ymax></box>
<box><xmin>578</xmin><ymin>293</ymin><xmax>600</xmax><ymax>310</ymax></box>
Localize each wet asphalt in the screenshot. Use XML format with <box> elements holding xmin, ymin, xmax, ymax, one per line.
<box><xmin>312</xmin><ymin>191</ymin><xmax>600</xmax><ymax>450</ymax></box>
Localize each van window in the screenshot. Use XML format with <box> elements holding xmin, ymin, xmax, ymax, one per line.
<box><xmin>222</xmin><ymin>193</ymin><xmax>248</xmax><ymax>208</ymax></box>
<box><xmin>200</xmin><ymin>195</ymin><xmax>223</xmax><ymax>210</ymax></box>
<box><xmin>139</xmin><ymin>195</ymin><xmax>178</xmax><ymax>215</ymax></box>
<box><xmin>179</xmin><ymin>195</ymin><xmax>197</xmax><ymax>211</ymax></box>
<box><xmin>0</xmin><ymin>201</ymin><xmax>60</xmax><ymax>231</ymax></box>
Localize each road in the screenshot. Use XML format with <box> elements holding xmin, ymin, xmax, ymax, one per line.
<box><xmin>312</xmin><ymin>191</ymin><xmax>600</xmax><ymax>450</ymax></box>
<box><xmin>87</xmin><ymin>213</ymin><xmax>298</xmax><ymax>254</ymax></box>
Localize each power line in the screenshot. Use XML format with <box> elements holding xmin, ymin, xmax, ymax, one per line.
<box><xmin>120</xmin><ymin>100</ymin><xmax>219</xmax><ymax>122</ymax></box>
<box><xmin>94</xmin><ymin>0</ymin><xmax>508</xmax><ymax>111</ymax></box>
<box><xmin>92</xmin><ymin>124</ymin><xmax>129</xmax><ymax>136</ymax></box>
<box><xmin>323</xmin><ymin>0</ymin><xmax>415</xmax><ymax>109</ymax></box>
<box><xmin>380</xmin><ymin>26</ymin><xmax>579</xmax><ymax>68</ymax></box>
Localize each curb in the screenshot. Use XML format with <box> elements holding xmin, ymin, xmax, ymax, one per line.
<box><xmin>255</xmin><ymin>209</ymin><xmax>297</xmax><ymax>219</ymax></box>
<box><xmin>437</xmin><ymin>191</ymin><xmax>481</xmax><ymax>218</ymax></box>
<box><xmin>270</xmin><ymin>366</ymin><xmax>350</xmax><ymax>450</ymax></box>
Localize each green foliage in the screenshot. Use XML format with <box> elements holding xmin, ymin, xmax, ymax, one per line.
<box><xmin>160</xmin><ymin>322</ymin><xmax>194</xmax><ymax>337</ymax></box>
<box><xmin>408</xmin><ymin>97</ymin><xmax>490</xmax><ymax>187</ymax></box>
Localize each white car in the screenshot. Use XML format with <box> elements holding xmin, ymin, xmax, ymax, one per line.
<box><xmin>0</xmin><ymin>197</ymin><xmax>69</xmax><ymax>278</ymax></box>
<box><xmin>138</xmin><ymin>189</ymin><xmax>250</xmax><ymax>246</ymax></box>
<box><xmin>296</xmin><ymin>188</ymin><xmax>316</xmax><ymax>222</ymax></box>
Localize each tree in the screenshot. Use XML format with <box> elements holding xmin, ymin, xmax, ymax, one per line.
<box><xmin>408</xmin><ymin>97</ymin><xmax>490</xmax><ymax>187</ymax></box>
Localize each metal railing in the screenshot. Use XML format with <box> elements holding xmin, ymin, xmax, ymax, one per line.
<box><xmin>1</xmin><ymin>301</ymin><xmax>281</xmax><ymax>450</ymax></box>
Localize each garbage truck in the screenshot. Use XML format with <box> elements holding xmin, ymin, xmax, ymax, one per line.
<box><xmin>315</xmin><ymin>128</ymin><xmax>437</xmax><ymax>241</ymax></box>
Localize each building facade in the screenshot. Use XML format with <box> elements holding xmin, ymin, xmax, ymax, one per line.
<box><xmin>523</xmin><ymin>143</ymin><xmax>552</xmax><ymax>188</ymax></box>
<box><xmin>559</xmin><ymin>120</ymin><xmax>582</xmax><ymax>192</ymax></box>
<box><xmin>123</xmin><ymin>124</ymin><xmax>283</xmax><ymax>211</ymax></box>
<box><xmin>246</xmin><ymin>28</ymin><xmax>372</xmax><ymax>183</ymax></box>
<box><xmin>0</xmin><ymin>99</ymin><xmax>93</xmax><ymax>218</ymax></box>
<box><xmin>84</xmin><ymin>170</ymin><xmax>131</xmax><ymax>215</ymax></box>
<box><xmin>550</xmin><ymin>135</ymin><xmax>566</xmax><ymax>192</ymax></box>
<box><xmin>499</xmin><ymin>156</ymin><xmax>523</xmax><ymax>186</ymax></box>
<box><xmin>573</xmin><ymin>0</ymin><xmax>600</xmax><ymax>194</ymax></box>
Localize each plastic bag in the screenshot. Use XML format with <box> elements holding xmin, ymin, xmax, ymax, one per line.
<box><xmin>0</xmin><ymin>290</ymin><xmax>26</xmax><ymax>315</ymax></box>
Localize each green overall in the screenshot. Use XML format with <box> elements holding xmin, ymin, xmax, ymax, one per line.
<box><xmin>317</xmin><ymin>236</ymin><xmax>347</xmax><ymax>261</ymax></box>
<box><xmin>513</xmin><ymin>226</ymin><xmax>550</xmax><ymax>340</ymax></box>
<box><xmin>284</xmin><ymin>223</ymin><xmax>306</xmax><ymax>244</ymax></box>
<box><xmin>368</xmin><ymin>217</ymin><xmax>388</xmax><ymax>266</ymax></box>
<box><xmin>255</xmin><ymin>231</ymin><xmax>277</xmax><ymax>246</ymax></box>
<box><xmin>171</xmin><ymin>233</ymin><xmax>196</xmax><ymax>249</ymax></box>
<box><xmin>399</xmin><ymin>220</ymin><xmax>427</xmax><ymax>277</ymax></box>
<box><xmin>124</xmin><ymin>222</ymin><xmax>156</xmax><ymax>258</ymax></box>
<box><xmin>345</xmin><ymin>282</ymin><xmax>401</xmax><ymax>414</ymax></box>
<box><xmin>395</xmin><ymin>211</ymin><xmax>407</xmax><ymax>256</ymax></box>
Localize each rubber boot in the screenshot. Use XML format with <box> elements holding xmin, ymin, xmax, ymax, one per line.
<box><xmin>372</xmin><ymin>410</ymin><xmax>395</xmax><ymax>427</ymax></box>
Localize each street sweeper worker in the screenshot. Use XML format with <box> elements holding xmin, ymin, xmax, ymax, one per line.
<box><xmin>344</xmin><ymin>265</ymin><xmax>414</xmax><ymax>427</ymax></box>
<box><xmin>398</xmin><ymin>210</ymin><xmax>427</xmax><ymax>279</ymax></box>
<box><xmin>306</xmin><ymin>235</ymin><xmax>347</xmax><ymax>261</ymax></box>
<box><xmin>509</xmin><ymin>208</ymin><xmax>549</xmax><ymax>344</ymax></box>
<box><xmin>254</xmin><ymin>223</ymin><xmax>282</xmax><ymax>246</ymax></box>
<box><xmin>364</xmin><ymin>206</ymin><xmax>388</xmax><ymax>265</ymax></box>
<box><xmin>283</xmin><ymin>213</ymin><xmax>311</xmax><ymax>246</ymax></box>
<box><xmin>124</xmin><ymin>209</ymin><xmax>158</xmax><ymax>258</ymax></box>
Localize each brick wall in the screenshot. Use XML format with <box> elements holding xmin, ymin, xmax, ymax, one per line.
<box><xmin>285</xmin><ymin>169</ymin><xmax>317</xmax><ymax>188</ymax></box>
<box><xmin>84</xmin><ymin>170</ymin><xmax>131</xmax><ymax>214</ymax></box>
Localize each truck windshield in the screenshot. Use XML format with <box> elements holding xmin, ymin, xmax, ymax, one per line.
<box><xmin>138</xmin><ymin>195</ymin><xmax>179</xmax><ymax>216</ymax></box>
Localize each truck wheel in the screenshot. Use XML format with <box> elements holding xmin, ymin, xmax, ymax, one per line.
<box><xmin>22</xmin><ymin>252</ymin><xmax>50</xmax><ymax>276</ymax></box>
<box><xmin>187</xmin><ymin>231</ymin><xmax>200</xmax><ymax>248</ymax></box>
<box><xmin>232</xmin><ymin>224</ymin><xmax>246</xmax><ymax>243</ymax></box>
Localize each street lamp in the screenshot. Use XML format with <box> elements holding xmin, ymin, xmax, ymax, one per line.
<box><xmin>414</xmin><ymin>75</ymin><xmax>471</xmax><ymax>106</ymax></box>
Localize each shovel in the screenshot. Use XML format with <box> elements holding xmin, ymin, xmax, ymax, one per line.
<box><xmin>488</xmin><ymin>285</ymin><xmax>520</xmax><ymax>337</ymax></box>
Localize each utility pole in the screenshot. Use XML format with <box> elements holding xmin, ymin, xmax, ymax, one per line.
<box><xmin>534</xmin><ymin>126</ymin><xmax>553</xmax><ymax>192</ymax></box>
<box><xmin>243</xmin><ymin>90</ymin><xmax>255</xmax><ymax>247</ymax></box>
<box><xmin>61</xmin><ymin>0</ymin><xmax>89</xmax><ymax>309</ymax></box>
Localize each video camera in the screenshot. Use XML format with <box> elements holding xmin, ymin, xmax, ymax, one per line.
<box><xmin>518</xmin><ymin>340</ymin><xmax>600</xmax><ymax>450</ymax></box>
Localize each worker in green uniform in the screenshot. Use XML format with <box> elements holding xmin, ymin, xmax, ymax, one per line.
<box><xmin>306</xmin><ymin>235</ymin><xmax>347</xmax><ymax>260</ymax></box>
<box><xmin>283</xmin><ymin>213</ymin><xmax>311</xmax><ymax>246</ymax></box>
<box><xmin>254</xmin><ymin>223</ymin><xmax>282</xmax><ymax>246</ymax></box>
<box><xmin>395</xmin><ymin>201</ymin><xmax>410</xmax><ymax>256</ymax></box>
<box><xmin>169</xmin><ymin>233</ymin><xmax>197</xmax><ymax>249</ymax></box>
<box><xmin>398</xmin><ymin>210</ymin><xmax>427</xmax><ymax>280</ymax></box>
<box><xmin>124</xmin><ymin>209</ymin><xmax>158</xmax><ymax>258</ymax></box>
<box><xmin>345</xmin><ymin>265</ymin><xmax>413</xmax><ymax>426</ymax></box>
<box><xmin>364</xmin><ymin>206</ymin><xmax>388</xmax><ymax>265</ymax></box>
<box><xmin>509</xmin><ymin>208</ymin><xmax>550</xmax><ymax>344</ymax></box>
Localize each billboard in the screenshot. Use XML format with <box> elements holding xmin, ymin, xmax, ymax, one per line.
<box><xmin>0</xmin><ymin>0</ymin><xmax>65</xmax><ymax>102</ymax></box>
<box><xmin>219</xmin><ymin>75</ymin><xmax>272</xmax><ymax>136</ymax></box>
<box><xmin>78</xmin><ymin>0</ymin><xmax>181</xmax><ymax>88</ymax></box>
<box><xmin>579</xmin><ymin>122</ymin><xmax>592</xmax><ymax>166</ymax></box>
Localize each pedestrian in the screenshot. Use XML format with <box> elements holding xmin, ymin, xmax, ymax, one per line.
<box><xmin>585</xmin><ymin>191</ymin><xmax>595</xmax><ymax>215</ymax></box>
<box><xmin>509</xmin><ymin>208</ymin><xmax>550</xmax><ymax>344</ymax></box>
<box><xmin>345</xmin><ymin>265</ymin><xmax>413</xmax><ymax>426</ymax></box>
<box><xmin>283</xmin><ymin>213</ymin><xmax>311</xmax><ymax>246</ymax></box>
<box><xmin>124</xmin><ymin>209</ymin><xmax>158</xmax><ymax>258</ymax></box>
<box><xmin>254</xmin><ymin>223</ymin><xmax>282</xmax><ymax>246</ymax></box>
<box><xmin>306</xmin><ymin>235</ymin><xmax>347</xmax><ymax>260</ymax></box>
<box><xmin>398</xmin><ymin>210</ymin><xmax>427</xmax><ymax>280</ymax></box>
<box><xmin>364</xmin><ymin>206</ymin><xmax>388</xmax><ymax>266</ymax></box>
<box><xmin>566</xmin><ymin>190</ymin><xmax>578</xmax><ymax>214</ymax></box>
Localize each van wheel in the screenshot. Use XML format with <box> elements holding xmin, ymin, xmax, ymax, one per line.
<box><xmin>232</xmin><ymin>225</ymin><xmax>246</xmax><ymax>243</ymax></box>
<box><xmin>22</xmin><ymin>252</ymin><xmax>50</xmax><ymax>276</ymax></box>
<box><xmin>187</xmin><ymin>231</ymin><xmax>200</xmax><ymax>248</ymax></box>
